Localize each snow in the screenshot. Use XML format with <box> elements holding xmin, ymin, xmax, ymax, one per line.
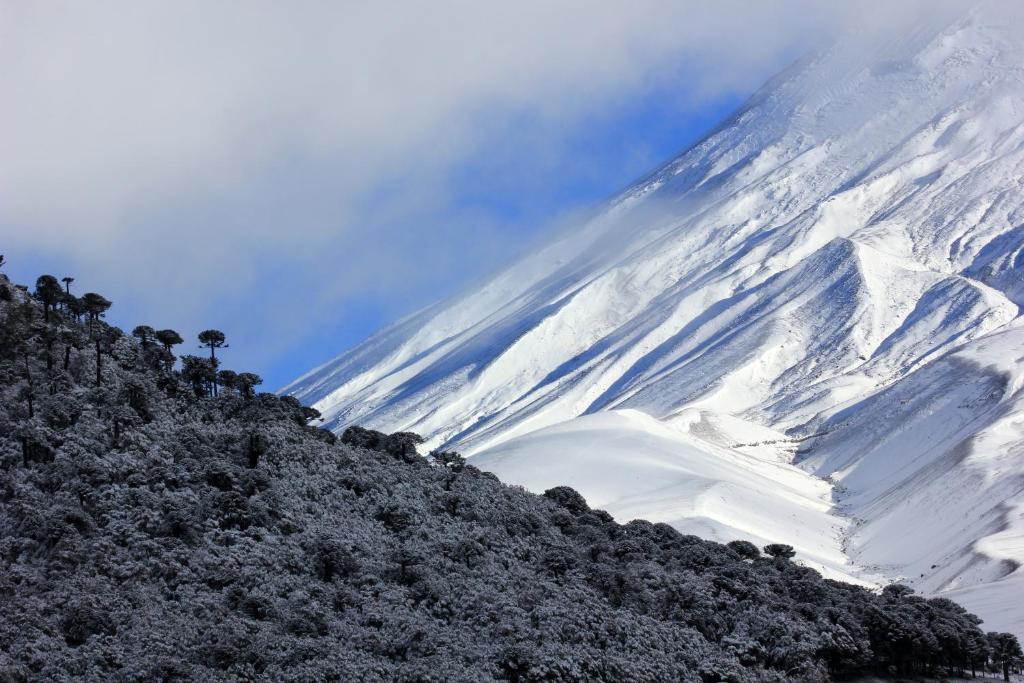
<box><xmin>286</xmin><ymin>2</ymin><xmax>1024</xmax><ymax>636</ymax></box>
<box><xmin>799</xmin><ymin>325</ymin><xmax>1024</xmax><ymax>635</ymax></box>
<box><xmin>473</xmin><ymin>408</ymin><xmax>874</xmax><ymax>586</ymax></box>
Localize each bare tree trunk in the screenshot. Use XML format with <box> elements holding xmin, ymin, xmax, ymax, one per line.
<box><xmin>24</xmin><ymin>352</ymin><xmax>34</xmax><ymax>418</ymax></box>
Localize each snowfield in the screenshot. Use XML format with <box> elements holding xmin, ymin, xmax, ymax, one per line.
<box><xmin>472</xmin><ymin>409</ymin><xmax>876</xmax><ymax>587</ymax></box>
<box><xmin>287</xmin><ymin>2</ymin><xmax>1024</xmax><ymax>635</ymax></box>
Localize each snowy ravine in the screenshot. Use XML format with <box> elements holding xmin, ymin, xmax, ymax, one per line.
<box><xmin>286</xmin><ymin>3</ymin><xmax>1024</xmax><ymax>634</ymax></box>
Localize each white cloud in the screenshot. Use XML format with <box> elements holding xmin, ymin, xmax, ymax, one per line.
<box><xmin>0</xmin><ymin>0</ymin><xmax>962</xmax><ymax>377</ymax></box>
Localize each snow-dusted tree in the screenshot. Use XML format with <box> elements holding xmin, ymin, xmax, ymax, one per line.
<box><xmin>763</xmin><ymin>543</ymin><xmax>796</xmax><ymax>561</ymax></box>
<box><xmin>727</xmin><ymin>540</ymin><xmax>761</xmax><ymax>560</ymax></box>
<box><xmin>217</xmin><ymin>369</ymin><xmax>238</xmax><ymax>393</ymax></box>
<box><xmin>180</xmin><ymin>355</ymin><xmax>217</xmax><ymax>397</ymax></box>
<box><xmin>236</xmin><ymin>372</ymin><xmax>262</xmax><ymax>398</ymax></box>
<box><xmin>989</xmin><ymin>632</ymin><xmax>1024</xmax><ymax>682</ymax></box>
<box><xmin>0</xmin><ymin>269</ymin><xmax>1014</xmax><ymax>682</ymax></box>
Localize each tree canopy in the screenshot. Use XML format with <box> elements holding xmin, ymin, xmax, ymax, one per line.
<box><xmin>0</xmin><ymin>269</ymin><xmax>1020</xmax><ymax>681</ymax></box>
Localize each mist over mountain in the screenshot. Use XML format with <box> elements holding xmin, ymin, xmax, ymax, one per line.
<box><xmin>286</xmin><ymin>3</ymin><xmax>1024</xmax><ymax>637</ymax></box>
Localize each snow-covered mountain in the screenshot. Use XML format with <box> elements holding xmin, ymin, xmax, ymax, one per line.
<box><xmin>286</xmin><ymin>3</ymin><xmax>1024</xmax><ymax>634</ymax></box>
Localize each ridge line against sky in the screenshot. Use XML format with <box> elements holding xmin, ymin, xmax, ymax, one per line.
<box><xmin>0</xmin><ymin>0</ymin><xmax>965</xmax><ymax>389</ymax></box>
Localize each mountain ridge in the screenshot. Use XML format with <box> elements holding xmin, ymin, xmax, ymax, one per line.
<box><xmin>287</xmin><ymin>2</ymin><xmax>1024</xmax><ymax>635</ymax></box>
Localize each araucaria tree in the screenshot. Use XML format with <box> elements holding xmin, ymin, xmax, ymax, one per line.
<box><xmin>197</xmin><ymin>330</ymin><xmax>228</xmax><ymax>396</ymax></box>
<box><xmin>763</xmin><ymin>543</ymin><xmax>796</xmax><ymax>561</ymax></box>
<box><xmin>198</xmin><ymin>329</ymin><xmax>227</xmax><ymax>360</ymax></box>
<box><xmin>132</xmin><ymin>325</ymin><xmax>156</xmax><ymax>350</ymax></box>
<box><xmin>155</xmin><ymin>329</ymin><xmax>184</xmax><ymax>370</ymax></box>
<box><xmin>989</xmin><ymin>632</ymin><xmax>1024</xmax><ymax>681</ymax></box>
<box><xmin>82</xmin><ymin>293</ymin><xmax>112</xmax><ymax>323</ymax></box>
<box><xmin>236</xmin><ymin>372</ymin><xmax>262</xmax><ymax>398</ymax></box>
<box><xmin>180</xmin><ymin>355</ymin><xmax>217</xmax><ymax>398</ymax></box>
<box><xmin>34</xmin><ymin>275</ymin><xmax>63</xmax><ymax>323</ymax></box>
<box><xmin>66</xmin><ymin>295</ymin><xmax>86</xmax><ymax>322</ymax></box>
<box><xmin>156</xmin><ymin>329</ymin><xmax>184</xmax><ymax>354</ymax></box>
<box><xmin>82</xmin><ymin>293</ymin><xmax>112</xmax><ymax>385</ymax></box>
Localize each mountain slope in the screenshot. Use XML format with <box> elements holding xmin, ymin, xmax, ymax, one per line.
<box><xmin>8</xmin><ymin>274</ymin><xmax>1014</xmax><ymax>681</ymax></box>
<box><xmin>470</xmin><ymin>409</ymin><xmax>868</xmax><ymax>586</ymax></box>
<box><xmin>286</xmin><ymin>3</ymin><xmax>1024</xmax><ymax>634</ymax></box>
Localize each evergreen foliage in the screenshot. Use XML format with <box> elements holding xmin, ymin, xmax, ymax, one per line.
<box><xmin>0</xmin><ymin>271</ymin><xmax>1020</xmax><ymax>681</ymax></box>
<box><xmin>33</xmin><ymin>275</ymin><xmax>62</xmax><ymax>323</ymax></box>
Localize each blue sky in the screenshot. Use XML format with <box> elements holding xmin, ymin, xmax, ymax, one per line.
<box><xmin>266</xmin><ymin>91</ymin><xmax>748</xmax><ymax>389</ymax></box>
<box><xmin>4</xmin><ymin>88</ymin><xmax>744</xmax><ymax>389</ymax></box>
<box><xmin>1</xmin><ymin>1</ymin><xmax>890</xmax><ymax>390</ymax></box>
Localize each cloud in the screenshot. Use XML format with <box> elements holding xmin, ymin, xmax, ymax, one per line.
<box><xmin>0</xmin><ymin>0</ymin><xmax>963</xmax><ymax>381</ymax></box>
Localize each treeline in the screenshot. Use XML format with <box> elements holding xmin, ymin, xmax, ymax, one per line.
<box><xmin>0</xmin><ymin>263</ymin><xmax>1021</xmax><ymax>681</ymax></box>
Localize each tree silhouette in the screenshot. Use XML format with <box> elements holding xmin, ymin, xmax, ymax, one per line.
<box><xmin>155</xmin><ymin>329</ymin><xmax>184</xmax><ymax>372</ymax></box>
<box><xmin>60</xmin><ymin>328</ymin><xmax>78</xmax><ymax>371</ymax></box>
<box><xmin>217</xmin><ymin>369</ymin><xmax>238</xmax><ymax>393</ymax></box>
<box><xmin>82</xmin><ymin>293</ymin><xmax>111</xmax><ymax>322</ymax></box>
<box><xmin>66</xmin><ymin>295</ymin><xmax>86</xmax><ymax>322</ymax></box>
<box><xmin>237</xmin><ymin>372</ymin><xmax>262</xmax><ymax>399</ymax></box>
<box><xmin>156</xmin><ymin>329</ymin><xmax>183</xmax><ymax>354</ymax></box>
<box><xmin>61</xmin><ymin>276</ymin><xmax>74</xmax><ymax>294</ymax></box>
<box><xmin>198</xmin><ymin>329</ymin><xmax>227</xmax><ymax>360</ymax></box>
<box><xmin>82</xmin><ymin>293</ymin><xmax>112</xmax><ymax>385</ymax></box>
<box><xmin>34</xmin><ymin>275</ymin><xmax>62</xmax><ymax>323</ymax></box>
<box><xmin>198</xmin><ymin>330</ymin><xmax>228</xmax><ymax>396</ymax></box>
<box><xmin>180</xmin><ymin>355</ymin><xmax>217</xmax><ymax>398</ymax></box>
<box><xmin>132</xmin><ymin>325</ymin><xmax>156</xmax><ymax>350</ymax></box>
<box><xmin>0</xmin><ymin>254</ymin><xmax>5</xmax><ymax>270</ymax></box>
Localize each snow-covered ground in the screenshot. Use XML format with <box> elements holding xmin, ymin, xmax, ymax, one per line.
<box><xmin>287</xmin><ymin>2</ymin><xmax>1024</xmax><ymax>635</ymax></box>
<box><xmin>472</xmin><ymin>408</ymin><xmax>877</xmax><ymax>586</ymax></box>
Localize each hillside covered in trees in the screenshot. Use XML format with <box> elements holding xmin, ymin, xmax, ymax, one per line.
<box><xmin>0</xmin><ymin>267</ymin><xmax>1021</xmax><ymax>682</ymax></box>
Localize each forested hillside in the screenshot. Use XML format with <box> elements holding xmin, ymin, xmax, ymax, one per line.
<box><xmin>0</xmin><ymin>269</ymin><xmax>1020</xmax><ymax>681</ymax></box>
